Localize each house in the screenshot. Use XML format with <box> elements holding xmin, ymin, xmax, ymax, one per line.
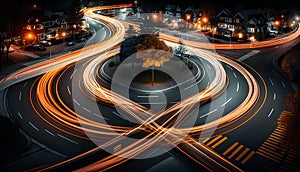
<box><xmin>165</xmin><ymin>4</ymin><xmax>182</xmax><ymax>19</ymax></box>
<box><xmin>215</xmin><ymin>9</ymin><xmax>268</xmax><ymax>40</ymax></box>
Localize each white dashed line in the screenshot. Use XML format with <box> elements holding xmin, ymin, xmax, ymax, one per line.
<box><xmin>93</xmin><ymin>113</ymin><xmax>108</xmax><ymax>120</ymax></box>
<box><xmin>29</xmin><ymin>122</ymin><xmax>39</xmax><ymax>131</ymax></box>
<box><xmin>45</xmin><ymin>129</ymin><xmax>55</xmax><ymax>136</ymax></box>
<box><xmin>281</xmin><ymin>81</ymin><xmax>286</xmax><ymax>88</ymax></box>
<box><xmin>221</xmin><ymin>98</ymin><xmax>232</xmax><ymax>107</ymax></box>
<box><xmin>206</xmin><ymin>64</ymin><xmax>212</xmax><ymax>70</ymax></box>
<box><xmin>17</xmin><ymin>112</ymin><xmax>23</xmax><ymax>119</ymax></box>
<box><xmin>226</xmin><ymin>65</ymin><xmax>233</xmax><ymax>71</ymax></box>
<box><xmin>236</xmin><ymin>82</ymin><xmax>240</xmax><ymax>92</ymax></box>
<box><xmin>73</xmin><ymin>99</ymin><xmax>80</xmax><ymax>106</ymax></box>
<box><xmin>272</xmin><ymin>70</ymin><xmax>278</xmax><ymax>76</ymax></box>
<box><xmin>137</xmin><ymin>95</ymin><xmax>159</xmax><ymax>98</ymax></box>
<box><xmin>184</xmin><ymin>84</ymin><xmax>195</xmax><ymax>90</ymax></box>
<box><xmin>70</xmin><ymin>69</ymin><xmax>77</xmax><ymax>80</ymax></box>
<box><xmin>269</xmin><ymin>78</ymin><xmax>274</xmax><ymax>86</ymax></box>
<box><xmin>18</xmin><ymin>92</ymin><xmax>22</xmax><ymax>101</ymax></box>
<box><xmin>207</xmin><ymin>82</ymin><xmax>210</xmax><ymax>87</ymax></box>
<box><xmin>273</xmin><ymin>93</ymin><xmax>276</xmax><ymax>100</ymax></box>
<box><xmin>113</xmin><ymin>111</ymin><xmax>123</xmax><ymax>118</ymax></box>
<box><xmin>268</xmin><ymin>108</ymin><xmax>274</xmax><ymax>117</ymax></box>
<box><xmin>67</xmin><ymin>86</ymin><xmax>71</xmax><ymax>95</ymax></box>
<box><xmin>23</xmin><ymin>81</ymin><xmax>28</xmax><ymax>88</ymax></box>
<box><xmin>200</xmin><ymin>109</ymin><xmax>217</xmax><ymax>119</ymax></box>
<box><xmin>57</xmin><ymin>134</ymin><xmax>78</xmax><ymax>144</ymax></box>
<box><xmin>83</xmin><ymin>107</ymin><xmax>91</xmax><ymax>113</ymax></box>
<box><xmin>233</xmin><ymin>72</ymin><xmax>237</xmax><ymax>79</ymax></box>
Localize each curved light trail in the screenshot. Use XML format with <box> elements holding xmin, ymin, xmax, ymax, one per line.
<box><xmin>4</xmin><ymin>4</ymin><xmax>298</xmax><ymax>172</ymax></box>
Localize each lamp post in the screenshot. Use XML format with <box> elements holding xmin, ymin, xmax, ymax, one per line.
<box><xmin>62</xmin><ymin>32</ymin><xmax>66</xmax><ymax>50</ymax></box>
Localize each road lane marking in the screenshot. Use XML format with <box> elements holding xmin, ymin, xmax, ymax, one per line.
<box><xmin>228</xmin><ymin>145</ymin><xmax>244</xmax><ymax>159</ymax></box>
<box><xmin>281</xmin><ymin>81</ymin><xmax>286</xmax><ymax>88</ymax></box>
<box><xmin>23</xmin><ymin>81</ymin><xmax>28</xmax><ymax>87</ymax></box>
<box><xmin>268</xmin><ymin>108</ymin><xmax>274</xmax><ymax>117</ymax></box>
<box><xmin>200</xmin><ymin>109</ymin><xmax>217</xmax><ymax>118</ymax></box>
<box><xmin>184</xmin><ymin>84</ymin><xmax>195</xmax><ymax>90</ymax></box>
<box><xmin>206</xmin><ymin>135</ymin><xmax>222</xmax><ymax>146</ymax></box>
<box><xmin>93</xmin><ymin>113</ymin><xmax>108</xmax><ymax>120</ymax></box>
<box><xmin>269</xmin><ymin>78</ymin><xmax>274</xmax><ymax>86</ymax></box>
<box><xmin>226</xmin><ymin>65</ymin><xmax>233</xmax><ymax>71</ymax></box>
<box><xmin>236</xmin><ymin>82</ymin><xmax>240</xmax><ymax>92</ymax></box>
<box><xmin>17</xmin><ymin>112</ymin><xmax>23</xmax><ymax>119</ymax></box>
<box><xmin>83</xmin><ymin>107</ymin><xmax>91</xmax><ymax>113</ymax></box>
<box><xmin>211</xmin><ymin>137</ymin><xmax>228</xmax><ymax>149</ymax></box>
<box><xmin>232</xmin><ymin>72</ymin><xmax>237</xmax><ymax>78</ymax></box>
<box><xmin>18</xmin><ymin>91</ymin><xmax>22</xmax><ymax>101</ymax></box>
<box><xmin>57</xmin><ymin>134</ymin><xmax>78</xmax><ymax>144</ymax></box>
<box><xmin>223</xmin><ymin>142</ymin><xmax>239</xmax><ymax>156</ymax></box>
<box><xmin>67</xmin><ymin>86</ymin><xmax>71</xmax><ymax>95</ymax></box>
<box><xmin>137</xmin><ymin>95</ymin><xmax>159</xmax><ymax>98</ymax></box>
<box><xmin>235</xmin><ymin>148</ymin><xmax>250</xmax><ymax>161</ymax></box>
<box><xmin>273</xmin><ymin>93</ymin><xmax>276</xmax><ymax>100</ymax></box>
<box><xmin>70</xmin><ymin>69</ymin><xmax>77</xmax><ymax>80</ymax></box>
<box><xmin>221</xmin><ymin>98</ymin><xmax>232</xmax><ymax>107</ymax></box>
<box><xmin>238</xmin><ymin>50</ymin><xmax>260</xmax><ymax>61</ymax></box>
<box><xmin>113</xmin><ymin>111</ymin><xmax>123</xmax><ymax>118</ymax></box>
<box><xmin>241</xmin><ymin>151</ymin><xmax>255</xmax><ymax>164</ymax></box>
<box><xmin>45</xmin><ymin>129</ymin><xmax>55</xmax><ymax>136</ymax></box>
<box><xmin>73</xmin><ymin>99</ymin><xmax>80</xmax><ymax>106</ymax></box>
<box><xmin>207</xmin><ymin>82</ymin><xmax>210</xmax><ymax>87</ymax></box>
<box><xmin>206</xmin><ymin>64</ymin><xmax>212</xmax><ymax>70</ymax></box>
<box><xmin>272</xmin><ymin>70</ymin><xmax>278</xmax><ymax>76</ymax></box>
<box><xmin>29</xmin><ymin>122</ymin><xmax>39</xmax><ymax>131</ymax></box>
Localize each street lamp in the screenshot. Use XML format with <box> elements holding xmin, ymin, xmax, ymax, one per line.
<box><xmin>62</xmin><ymin>32</ymin><xmax>66</xmax><ymax>50</ymax></box>
<box><xmin>250</xmin><ymin>36</ymin><xmax>255</xmax><ymax>50</ymax></box>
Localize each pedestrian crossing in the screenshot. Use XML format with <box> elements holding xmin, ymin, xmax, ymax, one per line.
<box><xmin>202</xmin><ymin>135</ymin><xmax>255</xmax><ymax>165</ymax></box>
<box><xmin>256</xmin><ymin>111</ymin><xmax>289</xmax><ymax>163</ymax></box>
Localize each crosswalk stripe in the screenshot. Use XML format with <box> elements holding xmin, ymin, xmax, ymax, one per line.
<box><xmin>257</xmin><ymin>148</ymin><xmax>282</xmax><ymax>161</ymax></box>
<box><xmin>256</xmin><ymin>151</ymin><xmax>281</xmax><ymax>163</ymax></box>
<box><xmin>211</xmin><ymin>137</ymin><xmax>228</xmax><ymax>149</ymax></box>
<box><xmin>259</xmin><ymin>146</ymin><xmax>284</xmax><ymax>157</ymax></box>
<box><xmin>206</xmin><ymin>135</ymin><xmax>222</xmax><ymax>146</ymax></box>
<box><xmin>223</xmin><ymin>142</ymin><xmax>239</xmax><ymax>156</ymax></box>
<box><xmin>228</xmin><ymin>145</ymin><xmax>244</xmax><ymax>159</ymax></box>
<box><xmin>201</xmin><ymin>137</ymin><xmax>210</xmax><ymax>144</ymax></box>
<box><xmin>268</xmin><ymin>137</ymin><xmax>281</xmax><ymax>144</ymax></box>
<box><xmin>235</xmin><ymin>148</ymin><xmax>250</xmax><ymax>161</ymax></box>
<box><xmin>263</xmin><ymin>142</ymin><xmax>279</xmax><ymax>150</ymax></box>
<box><xmin>241</xmin><ymin>151</ymin><xmax>255</xmax><ymax>164</ymax></box>
<box><xmin>272</xmin><ymin>132</ymin><xmax>285</xmax><ymax>138</ymax></box>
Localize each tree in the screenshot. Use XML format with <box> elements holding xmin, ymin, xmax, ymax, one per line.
<box><xmin>173</xmin><ymin>40</ymin><xmax>187</xmax><ymax>59</ymax></box>
<box><xmin>135</xmin><ymin>34</ymin><xmax>172</xmax><ymax>85</ymax></box>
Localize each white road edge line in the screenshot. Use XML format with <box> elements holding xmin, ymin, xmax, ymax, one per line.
<box><xmin>200</xmin><ymin>109</ymin><xmax>218</xmax><ymax>119</ymax></box>
<box><xmin>221</xmin><ymin>98</ymin><xmax>232</xmax><ymax>107</ymax></box>
<box><xmin>70</xmin><ymin>69</ymin><xmax>77</xmax><ymax>80</ymax></box>
<box><xmin>184</xmin><ymin>84</ymin><xmax>195</xmax><ymax>91</ymax></box>
<box><xmin>268</xmin><ymin>108</ymin><xmax>274</xmax><ymax>117</ymax></box>
<box><xmin>57</xmin><ymin>134</ymin><xmax>78</xmax><ymax>144</ymax></box>
<box><xmin>29</xmin><ymin>122</ymin><xmax>39</xmax><ymax>131</ymax></box>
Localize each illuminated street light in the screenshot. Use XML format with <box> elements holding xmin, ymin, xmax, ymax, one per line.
<box><xmin>203</xmin><ymin>17</ymin><xmax>208</xmax><ymax>23</ymax></box>
<box><xmin>62</xmin><ymin>32</ymin><xmax>66</xmax><ymax>50</ymax></box>
<box><xmin>296</xmin><ymin>16</ymin><xmax>299</xmax><ymax>21</ymax></box>
<box><xmin>238</xmin><ymin>33</ymin><xmax>243</xmax><ymax>39</ymax></box>
<box><xmin>274</xmin><ymin>20</ymin><xmax>280</xmax><ymax>26</ymax></box>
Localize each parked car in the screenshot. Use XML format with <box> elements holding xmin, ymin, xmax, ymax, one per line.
<box><xmin>77</xmin><ymin>38</ymin><xmax>86</xmax><ymax>43</ymax></box>
<box><xmin>67</xmin><ymin>42</ymin><xmax>76</xmax><ymax>46</ymax></box>
<box><xmin>38</xmin><ymin>40</ymin><xmax>52</xmax><ymax>47</ymax></box>
<box><xmin>25</xmin><ymin>44</ymin><xmax>46</xmax><ymax>51</ymax></box>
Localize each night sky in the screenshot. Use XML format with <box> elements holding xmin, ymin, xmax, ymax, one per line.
<box><xmin>1</xmin><ymin>0</ymin><xmax>299</xmax><ymax>27</ymax></box>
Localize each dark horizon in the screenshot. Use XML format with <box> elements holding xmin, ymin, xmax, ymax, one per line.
<box><xmin>1</xmin><ymin>0</ymin><xmax>299</xmax><ymax>28</ymax></box>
